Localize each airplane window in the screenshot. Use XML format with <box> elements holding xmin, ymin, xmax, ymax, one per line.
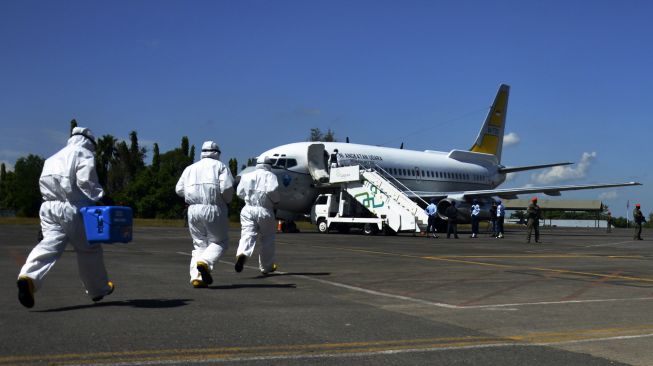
<box><xmin>286</xmin><ymin>159</ymin><xmax>297</xmax><ymax>168</ymax></box>
<box><xmin>268</xmin><ymin>158</ymin><xmax>278</xmax><ymax>166</ymax></box>
<box><xmin>274</xmin><ymin>158</ymin><xmax>287</xmax><ymax>168</ymax></box>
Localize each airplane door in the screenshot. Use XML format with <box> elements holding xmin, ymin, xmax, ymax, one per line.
<box><xmin>307</xmin><ymin>143</ymin><xmax>330</xmax><ymax>183</ymax></box>
<box><xmin>415</xmin><ymin>166</ymin><xmax>422</xmax><ymax>183</ymax></box>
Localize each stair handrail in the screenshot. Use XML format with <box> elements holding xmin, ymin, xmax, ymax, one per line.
<box><xmin>368</xmin><ymin>164</ymin><xmax>429</xmax><ymax>207</ymax></box>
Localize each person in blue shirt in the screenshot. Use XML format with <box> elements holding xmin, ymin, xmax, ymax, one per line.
<box><xmin>470</xmin><ymin>199</ymin><xmax>480</xmax><ymax>238</ymax></box>
<box><xmin>424</xmin><ymin>199</ymin><xmax>439</xmax><ymax>238</ymax></box>
<box><xmin>496</xmin><ymin>200</ymin><xmax>505</xmax><ymax>238</ymax></box>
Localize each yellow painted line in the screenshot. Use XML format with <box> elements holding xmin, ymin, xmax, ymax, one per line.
<box><xmin>3</xmin><ymin>326</ymin><xmax>653</xmax><ymax>365</ymax></box>
<box><xmin>528</xmin><ymin>267</ymin><xmax>653</xmax><ymax>283</ymax></box>
<box><xmin>431</xmin><ymin>255</ymin><xmax>644</xmax><ymax>259</ymax></box>
<box><xmin>307</xmin><ymin>245</ymin><xmax>653</xmax><ymax>284</ymax></box>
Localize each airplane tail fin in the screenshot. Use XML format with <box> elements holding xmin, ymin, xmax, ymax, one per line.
<box><xmin>469</xmin><ymin>84</ymin><xmax>510</xmax><ymax>163</ymax></box>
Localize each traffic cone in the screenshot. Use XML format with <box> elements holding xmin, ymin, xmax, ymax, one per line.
<box><xmin>277</xmin><ymin>220</ymin><xmax>283</xmax><ymax>233</ymax></box>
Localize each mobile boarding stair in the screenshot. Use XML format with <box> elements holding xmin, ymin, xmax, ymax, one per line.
<box><xmin>328</xmin><ymin>165</ymin><xmax>429</xmax><ymax>233</ymax></box>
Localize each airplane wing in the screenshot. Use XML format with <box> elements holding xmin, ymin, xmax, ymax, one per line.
<box><xmin>408</xmin><ymin>181</ymin><xmax>642</xmax><ymax>201</ymax></box>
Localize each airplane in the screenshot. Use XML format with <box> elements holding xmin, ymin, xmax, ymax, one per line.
<box><xmin>239</xmin><ymin>84</ymin><xmax>641</xmax><ymax>228</ymax></box>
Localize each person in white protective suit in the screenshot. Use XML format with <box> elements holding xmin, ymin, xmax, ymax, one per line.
<box><xmin>175</xmin><ymin>141</ymin><xmax>234</xmax><ymax>288</ymax></box>
<box><xmin>17</xmin><ymin>127</ymin><xmax>113</xmax><ymax>308</ymax></box>
<box><xmin>234</xmin><ymin>156</ymin><xmax>280</xmax><ymax>275</ymax></box>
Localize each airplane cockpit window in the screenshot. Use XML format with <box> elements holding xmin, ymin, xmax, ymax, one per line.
<box><xmin>271</xmin><ymin>158</ymin><xmax>294</xmax><ymax>169</ymax></box>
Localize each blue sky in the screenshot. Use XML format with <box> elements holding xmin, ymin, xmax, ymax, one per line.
<box><xmin>1</xmin><ymin>0</ymin><xmax>650</xmax><ymax>216</ymax></box>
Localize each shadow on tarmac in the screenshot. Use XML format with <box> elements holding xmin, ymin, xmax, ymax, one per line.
<box><xmin>36</xmin><ymin>298</ymin><xmax>192</xmax><ymax>312</ymax></box>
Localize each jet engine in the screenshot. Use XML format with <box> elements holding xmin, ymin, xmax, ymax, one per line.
<box><xmin>436</xmin><ymin>198</ymin><xmax>492</xmax><ymax>223</ymax></box>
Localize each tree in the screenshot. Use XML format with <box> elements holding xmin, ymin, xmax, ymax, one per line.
<box><xmin>129</xmin><ymin>130</ymin><xmax>146</xmax><ymax>172</ymax></box>
<box><xmin>228</xmin><ymin>158</ymin><xmax>238</xmax><ymax>177</ymax></box>
<box><xmin>309</xmin><ymin>128</ymin><xmax>323</xmax><ymax>142</ymax></box>
<box><xmin>309</xmin><ymin>128</ymin><xmax>337</xmax><ymax>142</ymax></box>
<box><xmin>9</xmin><ymin>154</ymin><xmax>44</xmax><ymax>217</ymax></box>
<box><xmin>189</xmin><ymin>145</ymin><xmax>195</xmax><ymax>162</ymax></box>
<box><xmin>126</xmin><ymin>131</ymin><xmax>147</xmax><ymax>185</ymax></box>
<box><xmin>181</xmin><ymin>136</ymin><xmax>189</xmax><ymax>157</ymax></box>
<box><xmin>96</xmin><ymin>135</ymin><xmax>117</xmax><ymax>188</ymax></box>
<box><xmin>323</xmin><ymin>128</ymin><xmax>336</xmax><ymax>142</ymax></box>
<box><xmin>227</xmin><ymin>157</ymin><xmax>245</xmax><ymax>221</ymax></box>
<box><xmin>152</xmin><ymin>143</ymin><xmax>161</xmax><ymax>172</ymax></box>
<box><xmin>0</xmin><ymin>163</ymin><xmax>12</xmax><ymax>209</ymax></box>
<box><xmin>107</xmin><ymin>141</ymin><xmax>131</xmax><ymax>195</ymax></box>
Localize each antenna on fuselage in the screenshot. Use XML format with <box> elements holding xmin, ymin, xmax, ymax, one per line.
<box><xmin>400</xmin><ymin>142</ymin><xmax>404</xmax><ymax>149</ymax></box>
<box><xmin>346</xmin><ymin>137</ymin><xmax>350</xmax><ymax>143</ymax></box>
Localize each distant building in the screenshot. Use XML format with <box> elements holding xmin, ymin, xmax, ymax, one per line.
<box><xmin>503</xmin><ymin>199</ymin><xmax>605</xmax><ymax>228</ymax></box>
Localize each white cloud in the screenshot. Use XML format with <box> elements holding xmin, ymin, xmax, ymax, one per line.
<box><xmin>531</xmin><ymin>152</ymin><xmax>597</xmax><ymax>184</ymax></box>
<box><xmin>599</xmin><ymin>191</ymin><xmax>618</xmax><ymax>200</ymax></box>
<box><xmin>297</xmin><ymin>108</ymin><xmax>321</xmax><ymax>116</ymax></box>
<box><xmin>504</xmin><ymin>172</ymin><xmax>517</xmax><ymax>182</ymax></box>
<box><xmin>503</xmin><ymin>132</ymin><xmax>520</xmax><ymax>147</ymax></box>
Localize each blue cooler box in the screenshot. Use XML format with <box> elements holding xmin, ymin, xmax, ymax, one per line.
<box><xmin>80</xmin><ymin>206</ymin><xmax>133</xmax><ymax>244</ymax></box>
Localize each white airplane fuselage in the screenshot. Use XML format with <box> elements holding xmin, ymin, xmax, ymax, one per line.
<box><xmin>253</xmin><ymin>141</ymin><xmax>507</xmax><ymax>219</ymax></box>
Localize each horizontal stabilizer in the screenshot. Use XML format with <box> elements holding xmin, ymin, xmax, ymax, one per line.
<box><xmin>498</xmin><ymin>162</ymin><xmax>573</xmax><ymax>174</ymax></box>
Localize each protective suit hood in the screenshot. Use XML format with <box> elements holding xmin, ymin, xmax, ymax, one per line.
<box><xmin>201</xmin><ymin>141</ymin><xmax>221</xmax><ymax>160</ymax></box>
<box><xmin>69</xmin><ymin>127</ymin><xmax>97</xmax><ymax>152</ymax></box>
<box><xmin>256</xmin><ymin>156</ymin><xmax>272</xmax><ymax>171</ymax></box>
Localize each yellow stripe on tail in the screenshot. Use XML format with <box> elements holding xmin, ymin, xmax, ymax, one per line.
<box><xmin>470</xmin><ymin>84</ymin><xmax>510</xmax><ymax>162</ymax></box>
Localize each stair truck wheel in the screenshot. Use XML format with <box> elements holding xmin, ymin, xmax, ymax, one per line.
<box><xmin>362</xmin><ymin>223</ymin><xmax>378</xmax><ymax>235</ymax></box>
<box><xmin>317</xmin><ymin>219</ymin><xmax>329</xmax><ymax>233</ymax></box>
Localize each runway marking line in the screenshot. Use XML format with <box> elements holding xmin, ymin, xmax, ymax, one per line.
<box><xmin>2</xmin><ymin>326</ymin><xmax>653</xmax><ymax>365</ymax></box>
<box><xmin>307</xmin><ymin>245</ymin><xmax>653</xmax><ymax>283</ymax></box>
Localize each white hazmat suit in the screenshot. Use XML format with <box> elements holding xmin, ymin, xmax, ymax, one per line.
<box><xmin>236</xmin><ymin>157</ymin><xmax>280</xmax><ymax>273</ymax></box>
<box><xmin>17</xmin><ymin>127</ymin><xmax>112</xmax><ymax>307</ymax></box>
<box><xmin>175</xmin><ymin>141</ymin><xmax>234</xmax><ymax>286</ymax></box>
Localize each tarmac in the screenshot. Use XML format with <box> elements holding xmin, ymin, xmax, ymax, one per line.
<box><xmin>1</xmin><ymin>223</ymin><xmax>652</xmax><ymax>366</ymax></box>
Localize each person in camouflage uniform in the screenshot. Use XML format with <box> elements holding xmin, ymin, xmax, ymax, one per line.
<box><xmin>526</xmin><ymin>197</ymin><xmax>541</xmax><ymax>243</ymax></box>
<box><xmin>633</xmin><ymin>204</ymin><xmax>645</xmax><ymax>240</ymax></box>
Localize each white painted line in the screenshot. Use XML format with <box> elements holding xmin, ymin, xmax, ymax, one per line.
<box><xmin>291</xmin><ymin>273</ymin><xmax>461</xmax><ymax>309</ymax></box>
<box><xmin>464</xmin><ymin>296</ymin><xmax>653</xmax><ymax>309</ymax></box>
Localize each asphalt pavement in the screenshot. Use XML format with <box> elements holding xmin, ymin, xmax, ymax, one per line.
<box><xmin>1</xmin><ymin>223</ymin><xmax>652</xmax><ymax>365</ymax></box>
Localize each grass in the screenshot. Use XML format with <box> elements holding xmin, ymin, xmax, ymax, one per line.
<box><xmin>0</xmin><ymin>217</ymin><xmax>40</xmax><ymax>225</ymax></box>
